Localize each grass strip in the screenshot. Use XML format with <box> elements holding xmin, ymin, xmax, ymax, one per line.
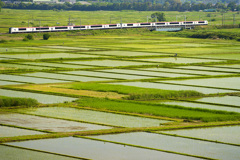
<box><xmin>76</xmin><ymin>97</ymin><xmax>240</xmax><ymax>122</ymax></box>
<box><xmin>75</xmin><ymin>136</ymin><xmax>215</xmax><ymax>160</ymax></box>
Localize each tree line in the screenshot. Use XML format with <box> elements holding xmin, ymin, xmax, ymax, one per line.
<box><xmin>1</xmin><ymin>0</ymin><xmax>240</xmax><ymax>12</ymax></box>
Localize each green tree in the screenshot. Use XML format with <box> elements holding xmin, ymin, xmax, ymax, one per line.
<box><xmin>43</xmin><ymin>33</ymin><xmax>50</xmax><ymax>40</ymax></box>
<box><xmin>151</xmin><ymin>12</ymin><xmax>166</xmax><ymax>22</ymax></box>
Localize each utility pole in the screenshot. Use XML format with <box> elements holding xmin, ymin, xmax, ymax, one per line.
<box><xmin>120</xmin><ymin>17</ymin><xmax>122</xmax><ymax>29</ymax></box>
<box><xmin>68</xmin><ymin>16</ymin><xmax>71</xmax><ymax>25</ymax></box>
<box><xmin>176</xmin><ymin>15</ymin><xmax>177</xmax><ymax>21</ymax></box>
<box><xmin>147</xmin><ymin>16</ymin><xmax>148</xmax><ymax>23</ymax></box>
<box><xmin>28</xmin><ymin>19</ymin><xmax>29</xmax><ymax>27</ymax></box>
<box><xmin>185</xmin><ymin>15</ymin><xmax>186</xmax><ymax>29</ymax></box>
<box><xmin>110</xmin><ymin>17</ymin><xmax>111</xmax><ymax>24</ymax></box>
<box><xmin>80</xmin><ymin>18</ymin><xmax>81</xmax><ymax>30</ymax></box>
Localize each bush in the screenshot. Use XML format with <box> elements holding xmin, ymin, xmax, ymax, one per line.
<box><xmin>26</xmin><ymin>34</ymin><xmax>34</xmax><ymax>40</ymax></box>
<box><xmin>0</xmin><ymin>97</ymin><xmax>38</xmax><ymax>107</ymax></box>
<box><xmin>43</xmin><ymin>33</ymin><xmax>51</xmax><ymax>40</ymax></box>
<box><xmin>22</xmin><ymin>37</ymin><xmax>29</xmax><ymax>41</ymax></box>
<box><xmin>0</xmin><ymin>40</ymin><xmax>7</xmax><ymax>43</ymax></box>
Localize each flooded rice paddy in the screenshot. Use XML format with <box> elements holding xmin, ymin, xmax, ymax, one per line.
<box><xmin>195</xmin><ymin>96</ymin><xmax>240</xmax><ymax>107</ymax></box>
<box><xmin>64</xmin><ymin>60</ymin><xmax>154</xmax><ymax>67</ymax></box>
<box><xmin>18</xmin><ymin>107</ymin><xmax>170</xmax><ymax>127</ymax></box>
<box><xmin>0</xmin><ymin>63</ymin><xmax>54</xmax><ymax>70</ymax></box>
<box><xmin>137</xmin><ymin>57</ymin><xmax>224</xmax><ymax>64</ymax></box>
<box><xmin>0</xmin><ymin>113</ymin><xmax>111</xmax><ymax>132</ymax></box>
<box><xmin>0</xmin><ymin>126</ymin><xmax>45</xmax><ymax>137</ymax></box>
<box><xmin>88</xmin><ymin>51</ymin><xmax>168</xmax><ymax>57</ymax></box>
<box><xmin>0</xmin><ymin>89</ymin><xmax>77</xmax><ymax>104</ymax></box>
<box><xmin>0</xmin><ymin>145</ymin><xmax>80</xmax><ymax>160</ymax></box>
<box><xmin>0</xmin><ymin>74</ymin><xmax>69</xmax><ymax>84</ymax></box>
<box><xmin>111</xmin><ymin>82</ymin><xmax>237</xmax><ymax>94</ymax></box>
<box><xmin>92</xmin><ymin>132</ymin><xmax>240</xmax><ymax>160</ymax></box>
<box><xmin>6</xmin><ymin>137</ymin><xmax>199</xmax><ymax>160</ymax></box>
<box><xmin>142</xmin><ymin>67</ymin><xmax>232</xmax><ymax>76</ymax></box>
<box><xmin>22</xmin><ymin>72</ymin><xmax>112</xmax><ymax>82</ymax></box>
<box><xmin>98</xmin><ymin>69</ymin><xmax>193</xmax><ymax>78</ymax></box>
<box><xmin>177</xmin><ymin>66</ymin><xmax>240</xmax><ymax>73</ymax></box>
<box><xmin>0</xmin><ymin>80</ymin><xmax>24</xmax><ymax>86</ymax></box>
<box><xmin>160</xmin><ymin>101</ymin><xmax>240</xmax><ymax>113</ymax></box>
<box><xmin>159</xmin><ymin>125</ymin><xmax>240</xmax><ymax>145</ymax></box>
<box><xmin>0</xmin><ymin>53</ymin><xmax>99</xmax><ymax>60</ymax></box>
<box><xmin>21</xmin><ymin>62</ymin><xmax>94</xmax><ymax>69</ymax></box>
<box><xmin>165</xmin><ymin>77</ymin><xmax>240</xmax><ymax>90</ymax></box>
<box><xmin>60</xmin><ymin>70</ymin><xmax>153</xmax><ymax>80</ymax></box>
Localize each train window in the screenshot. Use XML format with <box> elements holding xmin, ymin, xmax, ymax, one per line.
<box><xmin>140</xmin><ymin>23</ymin><xmax>150</xmax><ymax>25</ymax></box>
<box><xmin>91</xmin><ymin>25</ymin><xmax>102</xmax><ymax>28</ymax></box>
<box><xmin>156</xmin><ymin>23</ymin><xmax>165</xmax><ymax>25</ymax></box>
<box><xmin>127</xmin><ymin>24</ymin><xmax>133</xmax><ymax>26</ymax></box>
<box><xmin>198</xmin><ymin>21</ymin><xmax>205</xmax><ymax>23</ymax></box>
<box><xmin>170</xmin><ymin>22</ymin><xmax>179</xmax><ymax>24</ymax></box>
<box><xmin>109</xmin><ymin>25</ymin><xmax>117</xmax><ymax>27</ymax></box>
<box><xmin>73</xmin><ymin>26</ymin><xmax>85</xmax><ymax>28</ymax></box>
<box><xmin>36</xmin><ymin>27</ymin><xmax>49</xmax><ymax>30</ymax></box>
<box><xmin>19</xmin><ymin>28</ymin><xmax>26</xmax><ymax>31</ymax></box>
<box><xmin>55</xmin><ymin>27</ymin><xmax>68</xmax><ymax>29</ymax></box>
<box><xmin>184</xmin><ymin>22</ymin><xmax>193</xmax><ymax>24</ymax></box>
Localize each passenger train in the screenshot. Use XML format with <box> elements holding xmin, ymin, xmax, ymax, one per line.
<box><xmin>9</xmin><ymin>20</ymin><xmax>208</xmax><ymax>33</ymax></box>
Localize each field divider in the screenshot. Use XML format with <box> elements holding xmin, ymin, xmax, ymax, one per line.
<box><xmin>154</xmin><ymin>131</ymin><xmax>240</xmax><ymax>147</ymax></box>
<box><xmin>0</xmin><ymin>79</ymin><xmax>28</xmax><ymax>84</ymax></box>
<box><xmin>1</xmin><ymin>144</ymin><xmax>90</xmax><ymax>160</ymax></box>
<box><xmin>75</xmin><ymin>135</ymin><xmax>216</xmax><ymax>160</ymax></box>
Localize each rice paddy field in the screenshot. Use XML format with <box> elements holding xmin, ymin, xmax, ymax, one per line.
<box><xmin>0</xmin><ymin>9</ymin><xmax>240</xmax><ymax>160</ymax></box>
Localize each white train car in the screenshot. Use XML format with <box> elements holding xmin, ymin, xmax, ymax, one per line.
<box><xmin>9</xmin><ymin>20</ymin><xmax>208</xmax><ymax>33</ymax></box>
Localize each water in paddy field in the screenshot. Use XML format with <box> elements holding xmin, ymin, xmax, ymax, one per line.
<box><xmin>0</xmin><ymin>113</ymin><xmax>111</xmax><ymax>132</ymax></box>
<box><xmin>92</xmin><ymin>132</ymin><xmax>240</xmax><ymax>160</ymax></box>
<box><xmin>19</xmin><ymin>107</ymin><xmax>171</xmax><ymax>128</ymax></box>
<box><xmin>6</xmin><ymin>137</ymin><xmax>199</xmax><ymax>160</ymax></box>
<box><xmin>0</xmin><ymin>53</ymin><xmax>99</xmax><ymax>60</ymax></box>
<box><xmin>195</xmin><ymin>96</ymin><xmax>240</xmax><ymax>107</ymax></box>
<box><xmin>0</xmin><ymin>89</ymin><xmax>77</xmax><ymax>104</ymax></box>
<box><xmin>165</xmin><ymin>77</ymin><xmax>240</xmax><ymax>90</ymax></box>
<box><xmin>60</xmin><ymin>70</ymin><xmax>153</xmax><ymax>80</ymax></box>
<box><xmin>110</xmin><ymin>82</ymin><xmax>238</xmax><ymax>94</ymax></box>
<box><xmin>0</xmin><ymin>74</ymin><xmax>69</xmax><ymax>84</ymax></box>
<box><xmin>160</xmin><ymin>101</ymin><xmax>240</xmax><ymax>113</ymax></box>
<box><xmin>64</xmin><ymin>60</ymin><xmax>155</xmax><ymax>67</ymax></box>
<box><xmin>0</xmin><ymin>145</ymin><xmax>79</xmax><ymax>160</ymax></box>
<box><xmin>159</xmin><ymin>125</ymin><xmax>240</xmax><ymax>145</ymax></box>
<box><xmin>137</xmin><ymin>57</ymin><xmax>225</xmax><ymax>64</ymax></box>
<box><xmin>0</xmin><ymin>126</ymin><xmax>45</xmax><ymax>137</ymax></box>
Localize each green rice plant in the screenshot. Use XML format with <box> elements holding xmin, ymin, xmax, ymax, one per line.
<box><xmin>0</xmin><ymin>96</ymin><xmax>38</xmax><ymax>107</ymax></box>
<box><xmin>76</xmin><ymin>97</ymin><xmax>240</xmax><ymax>122</ymax></box>
<box><xmin>66</xmin><ymin>82</ymin><xmax>203</xmax><ymax>100</ymax></box>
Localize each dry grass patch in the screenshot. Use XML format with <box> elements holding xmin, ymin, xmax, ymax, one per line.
<box><xmin>13</xmin><ymin>84</ymin><xmax>126</xmax><ymax>99</ymax></box>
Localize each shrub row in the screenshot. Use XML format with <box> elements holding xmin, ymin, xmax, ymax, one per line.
<box><xmin>0</xmin><ymin>96</ymin><xmax>38</xmax><ymax>107</ymax></box>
